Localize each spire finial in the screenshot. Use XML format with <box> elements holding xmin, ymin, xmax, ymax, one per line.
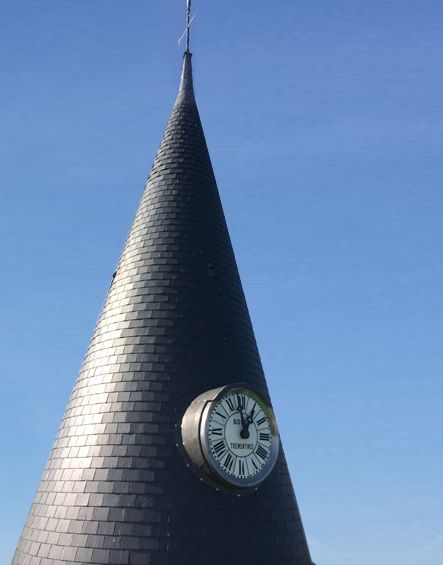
<box><xmin>186</xmin><ymin>0</ymin><xmax>191</xmax><ymax>53</ymax></box>
<box><xmin>179</xmin><ymin>1</ymin><xmax>195</xmax><ymax>53</ymax></box>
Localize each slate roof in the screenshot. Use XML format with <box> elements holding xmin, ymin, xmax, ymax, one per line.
<box><xmin>13</xmin><ymin>52</ymin><xmax>313</xmax><ymax>565</ymax></box>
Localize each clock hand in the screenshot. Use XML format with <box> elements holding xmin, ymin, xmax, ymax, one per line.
<box><xmin>246</xmin><ymin>405</ymin><xmax>256</xmax><ymax>427</ymax></box>
<box><xmin>237</xmin><ymin>405</ymin><xmax>250</xmax><ymax>440</ymax></box>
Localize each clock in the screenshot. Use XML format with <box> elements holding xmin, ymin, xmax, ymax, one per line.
<box><xmin>181</xmin><ymin>385</ymin><xmax>279</xmax><ymax>489</ymax></box>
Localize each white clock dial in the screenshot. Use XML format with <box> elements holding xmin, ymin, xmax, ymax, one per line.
<box><xmin>201</xmin><ymin>386</ymin><xmax>279</xmax><ymax>488</ymax></box>
<box><xmin>207</xmin><ymin>392</ymin><xmax>273</xmax><ymax>479</ymax></box>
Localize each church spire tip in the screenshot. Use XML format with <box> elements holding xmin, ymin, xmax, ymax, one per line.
<box><xmin>175</xmin><ymin>0</ymin><xmax>196</xmax><ymax>106</ymax></box>
<box><xmin>176</xmin><ymin>50</ymin><xmax>195</xmax><ymax>106</ymax></box>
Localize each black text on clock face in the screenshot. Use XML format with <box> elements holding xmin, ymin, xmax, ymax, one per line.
<box><xmin>207</xmin><ymin>392</ymin><xmax>273</xmax><ymax>479</ymax></box>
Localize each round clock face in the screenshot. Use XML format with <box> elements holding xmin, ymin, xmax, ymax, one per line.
<box><xmin>200</xmin><ymin>386</ymin><xmax>279</xmax><ymax>488</ymax></box>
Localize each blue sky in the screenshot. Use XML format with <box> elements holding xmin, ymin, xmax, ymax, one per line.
<box><xmin>1</xmin><ymin>1</ymin><xmax>442</xmax><ymax>563</ymax></box>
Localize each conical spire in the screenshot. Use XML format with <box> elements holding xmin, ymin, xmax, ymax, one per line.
<box><xmin>13</xmin><ymin>48</ymin><xmax>313</xmax><ymax>565</ymax></box>
<box><xmin>175</xmin><ymin>52</ymin><xmax>195</xmax><ymax>106</ymax></box>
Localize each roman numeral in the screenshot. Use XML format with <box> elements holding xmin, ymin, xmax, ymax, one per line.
<box><xmin>244</xmin><ymin>458</ymin><xmax>250</xmax><ymax>476</ymax></box>
<box><xmin>256</xmin><ymin>445</ymin><xmax>269</xmax><ymax>461</ymax></box>
<box><xmin>210</xmin><ymin>427</ymin><xmax>223</xmax><ymax>436</ymax></box>
<box><xmin>213</xmin><ymin>440</ymin><xmax>227</xmax><ymax>457</ymax></box>
<box><xmin>224</xmin><ymin>453</ymin><xmax>234</xmax><ymax>472</ymax></box>
<box><xmin>257</xmin><ymin>416</ymin><xmax>266</xmax><ymax>426</ymax></box>
<box><xmin>238</xmin><ymin>459</ymin><xmax>245</xmax><ymax>476</ymax></box>
<box><xmin>225</xmin><ymin>396</ymin><xmax>235</xmax><ymax>412</ymax></box>
<box><xmin>259</xmin><ymin>432</ymin><xmax>270</xmax><ymax>442</ymax></box>
<box><xmin>237</xmin><ymin>394</ymin><xmax>246</xmax><ymax>410</ymax></box>
<box><xmin>215</xmin><ymin>411</ymin><xmax>226</xmax><ymax>420</ymax></box>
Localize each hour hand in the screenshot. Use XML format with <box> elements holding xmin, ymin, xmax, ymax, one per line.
<box><xmin>246</xmin><ymin>406</ymin><xmax>255</xmax><ymax>426</ymax></box>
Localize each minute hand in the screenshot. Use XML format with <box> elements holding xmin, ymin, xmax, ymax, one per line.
<box><xmin>238</xmin><ymin>409</ymin><xmax>250</xmax><ymax>439</ymax></box>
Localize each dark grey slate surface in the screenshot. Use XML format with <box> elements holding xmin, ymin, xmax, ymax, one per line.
<box><xmin>13</xmin><ymin>53</ymin><xmax>313</xmax><ymax>565</ymax></box>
